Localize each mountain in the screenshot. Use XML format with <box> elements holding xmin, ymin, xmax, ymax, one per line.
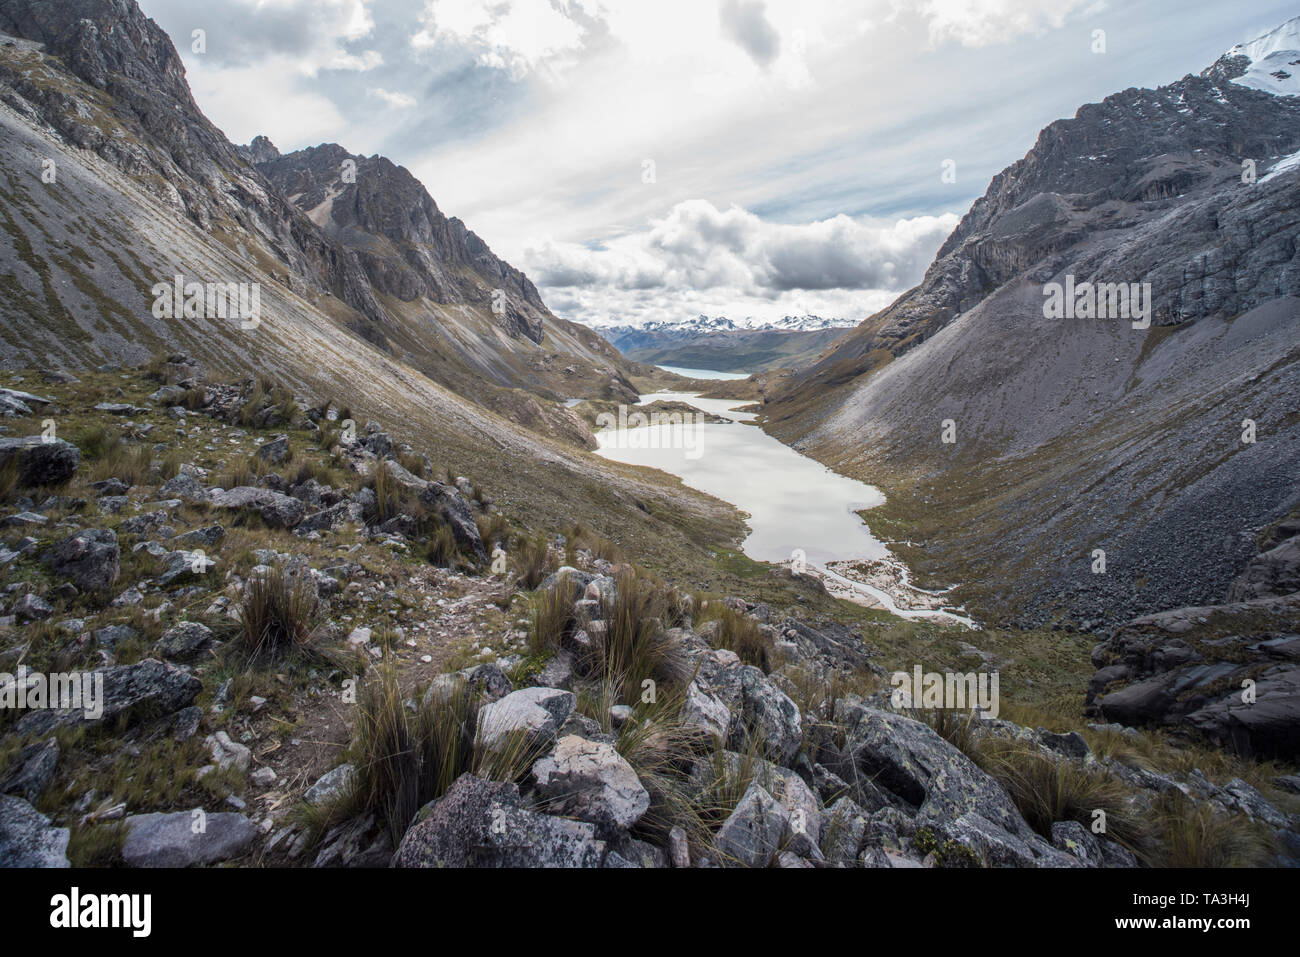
<box><xmin>0</xmin><ymin>0</ymin><xmax>639</xmax><ymax>411</ymax></box>
<box><xmin>600</xmin><ymin>314</ymin><xmax>857</xmax><ymax>373</ymax></box>
<box><xmin>0</xmin><ymin>0</ymin><xmax>733</xmax><ymax>562</ymax></box>
<box><xmin>763</xmin><ymin>19</ymin><xmax>1300</xmax><ymax>629</ymax></box>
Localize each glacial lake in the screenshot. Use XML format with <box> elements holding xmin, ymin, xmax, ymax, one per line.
<box><xmin>656</xmin><ymin>365</ymin><xmax>752</xmax><ymax>381</ymax></box>
<box><xmin>592</xmin><ymin>390</ymin><xmax>972</xmax><ymax>624</ymax></box>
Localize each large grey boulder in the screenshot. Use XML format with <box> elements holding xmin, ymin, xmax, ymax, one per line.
<box><xmin>761</xmin><ymin>764</ymin><xmax>824</xmax><ymax>856</ymax></box>
<box><xmin>417</xmin><ymin>481</ymin><xmax>488</xmax><ymax>563</ymax></box>
<box><xmin>15</xmin><ymin>659</ymin><xmax>202</xmax><ymax>734</ymax></box>
<box><xmin>714</xmin><ymin>783</ymin><xmax>788</xmax><ymax>868</ymax></box>
<box><xmin>300</xmin><ymin>501</ymin><xmax>363</xmax><ymax>532</ymax></box>
<box><xmin>152</xmin><ymin>621</ymin><xmax>215</xmax><ymax>661</ymax></box>
<box><xmin>121</xmin><ymin>810</ymin><xmax>257</xmax><ymax>867</ymax></box>
<box><xmin>822</xmin><ymin>796</ymin><xmax>869</xmax><ymax>864</ymax></box>
<box><xmin>1228</xmin><ymin>535</ymin><xmax>1300</xmax><ymax>601</ymax></box>
<box><xmin>158</xmin><ymin>473</ymin><xmax>209</xmax><ymax>504</ymax></box>
<box><xmin>394</xmin><ymin>774</ymin><xmax>606</xmax><ymax>868</ymax></box>
<box><xmin>531</xmin><ymin>735</ymin><xmax>650</xmax><ymax>834</ymax></box>
<box><xmin>304</xmin><ymin>764</ymin><xmax>357</xmax><ymax>806</ymax></box>
<box><xmin>49</xmin><ymin>527</ymin><xmax>119</xmax><ymax>591</ymax></box>
<box><xmin>933</xmin><ymin>812</ymin><xmax>1081</xmax><ymax>868</ymax></box>
<box><xmin>1050</xmin><ymin>820</ymin><xmax>1104</xmax><ymax>867</ymax></box>
<box><xmin>0</xmin><ymin>738</ymin><xmax>59</xmax><ymax>803</ymax></box>
<box><xmin>0</xmin><ymin>795</ymin><xmax>70</xmax><ymax>866</ymax></box>
<box><xmin>680</xmin><ymin>646</ymin><xmax>743</xmax><ymax>741</ymax></box>
<box><xmin>843</xmin><ymin>708</ymin><xmax>1033</xmax><ymax>839</ymax></box>
<box><xmin>0</xmin><ymin>436</ymin><xmax>80</xmax><ymax>486</ymax></box>
<box><xmin>841</xmin><ymin>707</ymin><xmax>1071</xmax><ymax>864</ymax></box>
<box><xmin>256</xmin><ymin>435</ymin><xmax>290</xmax><ymax>464</ymax></box>
<box><xmin>477</xmin><ymin>687</ymin><xmax>575</xmax><ymax>752</ymax></box>
<box><xmin>210</xmin><ymin>486</ymin><xmax>305</xmax><ymax>528</ymax></box>
<box><xmin>736</xmin><ymin>665</ymin><xmax>802</xmax><ymax>766</ymax></box>
<box><xmin>1088</xmin><ymin>594</ymin><xmax>1300</xmax><ymax>757</ymax></box>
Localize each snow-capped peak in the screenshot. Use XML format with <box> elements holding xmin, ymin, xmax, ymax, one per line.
<box><xmin>1225</xmin><ymin>16</ymin><xmax>1300</xmax><ymax>97</ymax></box>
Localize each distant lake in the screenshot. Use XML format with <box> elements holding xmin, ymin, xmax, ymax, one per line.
<box><xmin>657</xmin><ymin>365</ymin><xmax>751</xmax><ymax>381</ymax></box>
<box><xmin>592</xmin><ymin>390</ymin><xmax>972</xmax><ymax>625</ymax></box>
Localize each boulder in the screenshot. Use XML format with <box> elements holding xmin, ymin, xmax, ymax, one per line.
<box><xmin>152</xmin><ymin>621</ymin><xmax>215</xmax><ymax>662</ymax></box>
<box><xmin>0</xmin><ymin>794</ymin><xmax>69</xmax><ymax>867</ymax></box>
<box><xmin>477</xmin><ymin>687</ymin><xmax>575</xmax><ymax>752</ymax></box>
<box><xmin>714</xmin><ymin>783</ymin><xmax>788</xmax><ymax>868</ymax></box>
<box><xmin>1050</xmin><ymin>820</ymin><xmax>1104</xmax><ymax>867</ymax></box>
<box><xmin>304</xmin><ymin>764</ymin><xmax>357</xmax><ymax>806</ymax></box>
<box><xmin>929</xmin><ymin>811</ymin><xmax>1078</xmax><ymax>868</ymax></box>
<box><xmin>822</xmin><ymin>796</ymin><xmax>869</xmax><ymax>864</ymax></box>
<box><xmin>157</xmin><ymin>473</ymin><xmax>209</xmax><ymax>504</ymax></box>
<box><xmin>762</xmin><ymin>764</ymin><xmax>824</xmax><ymax>856</ymax></box>
<box><xmin>15</xmin><ymin>659</ymin><xmax>202</xmax><ymax>735</ymax></box>
<box><xmin>394</xmin><ymin>774</ymin><xmax>606</xmax><ymax>868</ymax></box>
<box><xmin>121</xmin><ymin>810</ymin><xmax>257</xmax><ymax>867</ymax></box>
<box><xmin>256</xmin><ymin>435</ymin><xmax>290</xmax><ymax>464</ymax></box>
<box><xmin>531</xmin><ymin>735</ymin><xmax>650</xmax><ymax>834</ymax></box>
<box><xmin>1228</xmin><ymin>535</ymin><xmax>1300</xmax><ymax>600</ymax></box>
<box><xmin>736</xmin><ymin>665</ymin><xmax>802</xmax><ymax>766</ymax></box>
<box><xmin>0</xmin><ymin>436</ymin><xmax>80</xmax><ymax>486</ymax></box>
<box><xmin>12</xmin><ymin>592</ymin><xmax>53</xmax><ymax>622</ymax></box>
<box><xmin>49</xmin><ymin>527</ymin><xmax>120</xmax><ymax>591</ymax></box>
<box><xmin>841</xmin><ymin>707</ymin><xmax>1062</xmax><ymax>864</ymax></box>
<box><xmin>210</xmin><ymin>486</ymin><xmax>305</xmax><ymax>528</ymax></box>
<box><xmin>0</xmin><ymin>738</ymin><xmax>59</xmax><ymax>803</ymax></box>
<box><xmin>205</xmin><ymin>731</ymin><xmax>251</xmax><ymax>773</ymax></box>
<box><xmin>417</xmin><ymin>482</ymin><xmax>487</xmax><ymax>563</ymax></box>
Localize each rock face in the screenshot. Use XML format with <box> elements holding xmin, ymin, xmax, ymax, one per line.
<box><xmin>1087</xmin><ymin>593</ymin><xmax>1300</xmax><ymax>758</ymax></box>
<box><xmin>1229</xmin><ymin>535</ymin><xmax>1300</xmax><ymax>601</ymax></box>
<box><xmin>256</xmin><ymin>145</ymin><xmax>548</xmax><ymax>343</ymax></box>
<box><xmin>121</xmin><ymin>810</ymin><xmax>257</xmax><ymax>867</ymax></box>
<box><xmin>477</xmin><ymin>687</ymin><xmax>575</xmax><ymax>752</ymax></box>
<box><xmin>0</xmin><ymin>436</ymin><xmax>80</xmax><ymax>486</ymax></box>
<box><xmin>210</xmin><ymin>486</ymin><xmax>306</xmax><ymax>528</ymax></box>
<box><xmin>417</xmin><ymin>482</ymin><xmax>488</xmax><ymax>563</ymax></box>
<box><xmin>763</xmin><ymin>23</ymin><xmax>1300</xmax><ymax>631</ymax></box>
<box><xmin>48</xmin><ymin>527</ymin><xmax>119</xmax><ymax>591</ymax></box>
<box><xmin>0</xmin><ymin>794</ymin><xmax>70</xmax><ymax>867</ymax></box>
<box><xmin>15</xmin><ymin>659</ymin><xmax>203</xmax><ymax>734</ymax></box>
<box><xmin>531</xmin><ymin>735</ymin><xmax>650</xmax><ymax>834</ymax></box>
<box><xmin>394</xmin><ymin>774</ymin><xmax>606</xmax><ymax>868</ymax></box>
<box><xmin>0</xmin><ymin>738</ymin><xmax>59</xmax><ymax>803</ymax></box>
<box><xmin>152</xmin><ymin>621</ymin><xmax>215</xmax><ymax>661</ymax></box>
<box><xmin>715</xmin><ymin>784</ymin><xmax>788</xmax><ymax>868</ymax></box>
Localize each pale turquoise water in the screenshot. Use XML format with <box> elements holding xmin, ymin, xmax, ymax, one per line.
<box><xmin>656</xmin><ymin>365</ymin><xmax>751</xmax><ymax>381</ymax></box>
<box><xmin>591</xmin><ymin>390</ymin><xmax>972</xmax><ymax>625</ymax></box>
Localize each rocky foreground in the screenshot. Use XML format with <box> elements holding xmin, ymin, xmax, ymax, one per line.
<box><xmin>0</xmin><ymin>358</ymin><xmax>1297</xmax><ymax>868</ymax></box>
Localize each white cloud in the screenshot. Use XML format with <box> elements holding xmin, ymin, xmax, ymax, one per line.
<box><xmin>187</xmin><ymin>60</ymin><xmax>349</xmax><ymax>145</ymax></box>
<box><xmin>526</xmin><ymin>200</ymin><xmax>958</xmax><ymax>325</ymax></box>
<box><xmin>143</xmin><ymin>0</ymin><xmax>381</xmax><ymax>145</ymax></box>
<box><xmin>412</xmin><ymin>0</ymin><xmax>595</xmax><ymax>79</ymax></box>
<box><xmin>889</xmin><ymin>0</ymin><xmax>1105</xmax><ymax>48</ymax></box>
<box><xmin>368</xmin><ymin>87</ymin><xmax>418</xmax><ymax>108</ymax></box>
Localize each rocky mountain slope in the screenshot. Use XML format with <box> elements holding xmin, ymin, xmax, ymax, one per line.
<box><xmin>0</xmin><ymin>0</ymin><xmax>738</xmax><ymax>575</ymax></box>
<box><xmin>764</xmin><ymin>19</ymin><xmax>1300</xmax><ymax>632</ymax></box>
<box><xmin>1</xmin><ymin>366</ymin><xmax>1294</xmax><ymax>868</ymax></box>
<box><xmin>0</xmin><ymin>0</ymin><xmax>636</xmax><ymax>414</ymax></box>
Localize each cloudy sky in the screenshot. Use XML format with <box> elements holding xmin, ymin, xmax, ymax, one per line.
<box><xmin>140</xmin><ymin>0</ymin><xmax>1299</xmax><ymax>328</ymax></box>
